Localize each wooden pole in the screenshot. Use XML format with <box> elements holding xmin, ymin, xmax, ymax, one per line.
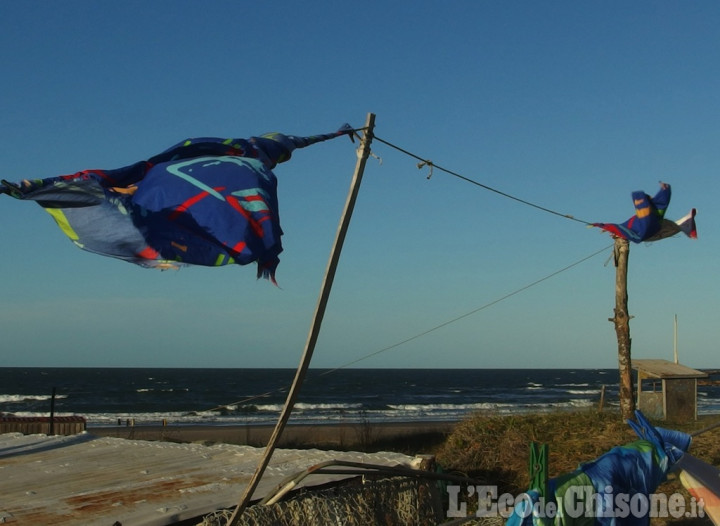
<box><xmin>49</xmin><ymin>386</ymin><xmax>56</xmax><ymax>435</ymax></box>
<box><xmin>227</xmin><ymin>113</ymin><xmax>376</xmax><ymax>523</ymax></box>
<box><xmin>674</xmin><ymin>314</ymin><xmax>679</xmax><ymax>364</ymax></box>
<box><xmin>610</xmin><ymin>237</ymin><xmax>635</xmax><ymax>420</ymax></box>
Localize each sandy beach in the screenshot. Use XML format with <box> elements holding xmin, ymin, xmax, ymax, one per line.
<box><xmin>88</xmin><ymin>420</ymin><xmax>457</xmax><ymax>450</ymax></box>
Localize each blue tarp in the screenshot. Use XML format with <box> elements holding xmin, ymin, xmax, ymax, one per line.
<box><xmin>506</xmin><ymin>411</ymin><xmax>692</xmax><ymax>526</ymax></box>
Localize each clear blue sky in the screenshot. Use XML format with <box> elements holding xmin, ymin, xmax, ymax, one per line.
<box><xmin>1</xmin><ymin>1</ymin><xmax>718</xmax><ymax>369</ymax></box>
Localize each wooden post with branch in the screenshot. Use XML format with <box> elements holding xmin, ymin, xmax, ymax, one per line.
<box><xmin>610</xmin><ymin>237</ymin><xmax>635</xmax><ymax>420</ymax></box>
<box><xmin>226</xmin><ymin>113</ymin><xmax>376</xmax><ymax>524</ymax></box>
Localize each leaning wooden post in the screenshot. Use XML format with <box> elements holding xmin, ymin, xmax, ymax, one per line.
<box><xmin>610</xmin><ymin>237</ymin><xmax>635</xmax><ymax>420</ymax></box>
<box><xmin>227</xmin><ymin>113</ymin><xmax>376</xmax><ymax>524</ymax></box>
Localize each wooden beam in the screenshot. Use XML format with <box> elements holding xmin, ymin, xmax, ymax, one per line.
<box><xmin>610</xmin><ymin>237</ymin><xmax>635</xmax><ymax>420</ymax></box>
<box><xmin>227</xmin><ymin>113</ymin><xmax>376</xmax><ymax>523</ymax></box>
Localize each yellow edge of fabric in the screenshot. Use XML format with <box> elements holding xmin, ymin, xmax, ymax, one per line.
<box><xmin>45</xmin><ymin>209</ymin><xmax>79</xmax><ymax>241</ymax></box>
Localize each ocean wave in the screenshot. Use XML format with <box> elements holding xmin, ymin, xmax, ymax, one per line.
<box><xmin>6</xmin><ymin>411</ymin><xmax>81</xmax><ymax>418</ymax></box>
<box><xmin>70</xmin><ymin>401</ymin><xmax>567</xmax><ymax>426</ymax></box>
<box><xmin>4</xmin><ymin>368</ymin><xmax>717</xmax><ymax>430</ymax></box>
<box><xmin>136</xmin><ymin>388</ymin><xmax>190</xmax><ymax>393</ymax></box>
<box><xmin>0</xmin><ymin>394</ymin><xmax>68</xmax><ymax>403</ymax></box>
<box><xmin>66</xmin><ymin>393</ymin><xmax>720</xmax><ymax>428</ymax></box>
<box><xmin>294</xmin><ymin>402</ymin><xmax>365</xmax><ymax>411</ymax></box>
<box><xmin>246</xmin><ymin>402</ymin><xmax>366</xmax><ymax>412</ymax></box>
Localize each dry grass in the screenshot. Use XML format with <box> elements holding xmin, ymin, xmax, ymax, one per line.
<box><xmin>433</xmin><ymin>409</ymin><xmax>720</xmax><ymax>526</ymax></box>
<box><xmin>435</xmin><ymin>409</ymin><xmax>633</xmax><ymax>493</ymax></box>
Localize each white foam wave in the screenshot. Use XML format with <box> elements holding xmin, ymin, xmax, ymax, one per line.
<box><xmin>6</xmin><ymin>411</ymin><xmax>79</xmax><ymax>418</ymax></box>
<box><xmin>74</xmin><ymin>397</ymin><xmax>592</xmax><ymax>427</ymax></box>
<box><xmin>247</xmin><ymin>402</ymin><xmax>364</xmax><ymax>412</ymax></box>
<box><xmin>136</xmin><ymin>388</ymin><xmax>189</xmax><ymax>393</ymax></box>
<box><xmin>0</xmin><ymin>394</ymin><xmax>68</xmax><ymax>403</ymax></box>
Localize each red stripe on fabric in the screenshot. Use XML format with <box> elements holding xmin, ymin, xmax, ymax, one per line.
<box><xmin>169</xmin><ymin>186</ymin><xmax>225</xmax><ymax>220</ymax></box>
<box><xmin>137</xmin><ymin>246</ymin><xmax>160</xmax><ymax>259</ymax></box>
<box><xmin>60</xmin><ymin>170</ymin><xmax>108</xmax><ymax>184</ymax></box>
<box><xmin>66</xmin><ymin>163</ymin><xmax>151</xmax><ymax>187</ymax></box>
<box><xmin>226</xmin><ymin>196</ymin><xmax>265</xmax><ymax>238</ymax></box>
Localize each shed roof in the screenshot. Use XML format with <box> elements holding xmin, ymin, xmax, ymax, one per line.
<box><xmin>632</xmin><ymin>359</ymin><xmax>708</xmax><ymax>379</ymax></box>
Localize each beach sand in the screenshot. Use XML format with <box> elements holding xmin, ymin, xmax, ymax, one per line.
<box><xmin>88</xmin><ymin>420</ymin><xmax>457</xmax><ymax>451</ymax></box>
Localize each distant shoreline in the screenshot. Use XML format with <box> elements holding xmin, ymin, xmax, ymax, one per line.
<box><xmin>88</xmin><ymin>420</ymin><xmax>458</xmax><ymax>450</ymax></box>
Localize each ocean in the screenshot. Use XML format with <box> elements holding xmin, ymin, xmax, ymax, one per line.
<box><xmin>1</xmin><ymin>368</ymin><xmax>719</xmax><ymax>428</ymax></box>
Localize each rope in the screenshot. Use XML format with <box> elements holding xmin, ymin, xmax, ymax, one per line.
<box><xmin>372</xmin><ymin>134</ymin><xmax>593</xmax><ymax>226</ymax></box>
<box><xmin>199</xmin><ymin>125</ymin><xmax>614</xmax><ymax>416</ymax></box>
<box><xmin>317</xmin><ymin>243</ymin><xmax>612</xmax><ymax>373</ymax></box>
<box><xmin>205</xmin><ymin>243</ymin><xmax>613</xmax><ymax>413</ymax></box>
<box><xmin>691</xmin><ymin>418</ymin><xmax>720</xmax><ymax>437</ymax></box>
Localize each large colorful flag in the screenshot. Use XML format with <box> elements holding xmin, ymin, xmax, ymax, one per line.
<box><xmin>1</xmin><ymin>125</ymin><xmax>353</xmax><ymax>282</ymax></box>
<box><xmin>592</xmin><ymin>182</ymin><xmax>697</xmax><ymax>243</ymax></box>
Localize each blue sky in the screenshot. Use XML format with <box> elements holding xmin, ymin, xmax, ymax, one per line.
<box><xmin>1</xmin><ymin>1</ymin><xmax>718</xmax><ymax>369</ymax></box>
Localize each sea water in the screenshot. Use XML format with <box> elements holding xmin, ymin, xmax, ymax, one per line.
<box><xmin>1</xmin><ymin>368</ymin><xmax>718</xmax><ymax>427</ymax></box>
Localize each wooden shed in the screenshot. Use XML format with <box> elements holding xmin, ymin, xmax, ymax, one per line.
<box><xmin>632</xmin><ymin>359</ymin><xmax>707</xmax><ymax>422</ymax></box>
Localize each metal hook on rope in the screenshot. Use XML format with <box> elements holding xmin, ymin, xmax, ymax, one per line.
<box><xmin>417</xmin><ymin>160</ymin><xmax>434</xmax><ymax>179</ymax></box>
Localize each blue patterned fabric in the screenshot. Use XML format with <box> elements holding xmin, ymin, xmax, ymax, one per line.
<box><xmin>1</xmin><ymin>125</ymin><xmax>352</xmax><ymax>282</ymax></box>
<box><xmin>592</xmin><ymin>183</ymin><xmax>697</xmax><ymax>243</ymax></box>
<box><xmin>506</xmin><ymin>411</ymin><xmax>691</xmax><ymax>526</ymax></box>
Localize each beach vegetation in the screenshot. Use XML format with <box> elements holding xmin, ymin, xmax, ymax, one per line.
<box><xmin>433</xmin><ymin>410</ymin><xmax>720</xmax><ymax>525</ymax></box>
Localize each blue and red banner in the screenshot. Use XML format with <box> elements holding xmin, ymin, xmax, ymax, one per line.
<box><xmin>1</xmin><ymin>126</ymin><xmax>353</xmax><ymax>282</ymax></box>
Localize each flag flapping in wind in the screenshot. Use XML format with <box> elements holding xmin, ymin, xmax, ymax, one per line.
<box><xmin>1</xmin><ymin>125</ymin><xmax>353</xmax><ymax>282</ymax></box>
<box><xmin>592</xmin><ymin>182</ymin><xmax>697</xmax><ymax>243</ymax></box>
